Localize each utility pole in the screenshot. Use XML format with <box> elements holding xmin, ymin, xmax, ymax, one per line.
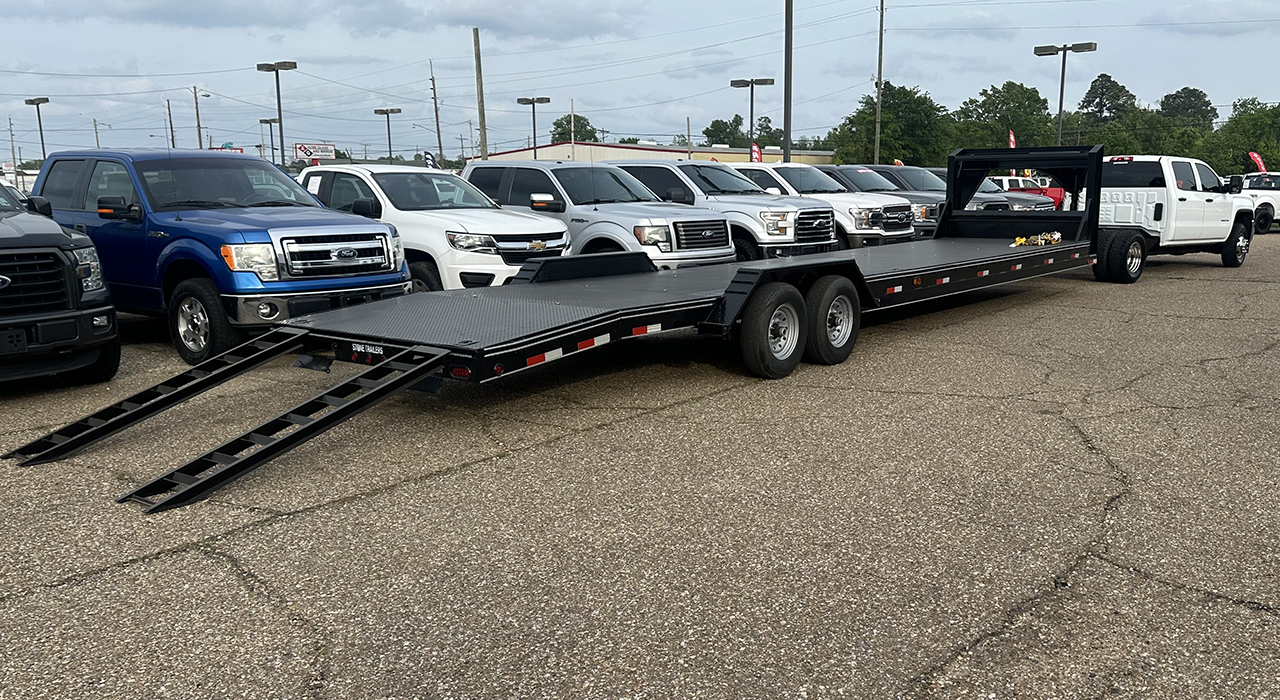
<box><xmin>430</xmin><ymin>60</ymin><xmax>445</xmax><ymax>163</ymax></box>
<box><xmin>93</xmin><ymin>118</ymin><xmax>101</xmax><ymax>148</ymax></box>
<box><xmin>782</xmin><ymin>0</ymin><xmax>794</xmax><ymax>162</ymax></box>
<box><xmin>192</xmin><ymin>86</ymin><xmax>204</xmax><ymax>149</ymax></box>
<box><xmin>873</xmin><ymin>0</ymin><xmax>885</xmax><ymax>164</ymax></box>
<box><xmin>165</xmin><ymin>99</ymin><xmax>176</xmax><ymax>148</ymax></box>
<box><xmin>458</xmin><ymin>135</ymin><xmax>467</xmax><ymax>164</ymax></box>
<box><xmin>570</xmin><ymin>98</ymin><xmax>576</xmax><ymax>161</ymax></box>
<box><xmin>468</xmin><ymin>119</ymin><xmax>475</xmax><ymax>159</ymax></box>
<box><xmin>7</xmin><ymin>118</ymin><xmax>16</xmax><ymax>186</ymax></box>
<box><xmin>473</xmin><ymin>28</ymin><xmax>489</xmax><ymax>159</ymax></box>
<box><xmin>687</xmin><ymin>117</ymin><xmax>692</xmax><ymax>159</ymax></box>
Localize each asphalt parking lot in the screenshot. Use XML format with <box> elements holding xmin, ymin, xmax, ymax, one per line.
<box><xmin>2</xmin><ymin>239</ymin><xmax>1279</xmax><ymax>699</ymax></box>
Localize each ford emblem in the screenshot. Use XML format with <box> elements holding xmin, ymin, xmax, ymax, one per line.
<box><xmin>701</xmin><ymin>229</ymin><xmax>714</xmax><ymax>238</ymax></box>
<box><xmin>0</xmin><ymin>275</ymin><xmax>9</xmax><ymax>290</ymax></box>
<box><xmin>335</xmin><ymin>247</ymin><xmax>359</xmax><ymax>259</ymax></box>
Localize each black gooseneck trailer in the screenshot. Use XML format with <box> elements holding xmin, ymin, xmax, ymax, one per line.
<box><xmin>5</xmin><ymin>146</ymin><xmax>1105</xmax><ymax>513</ymax></box>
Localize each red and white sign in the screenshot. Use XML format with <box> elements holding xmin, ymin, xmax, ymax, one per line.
<box><xmin>1249</xmin><ymin>151</ymin><xmax>1266</xmax><ymax>172</ymax></box>
<box><xmin>294</xmin><ymin>143</ymin><xmax>337</xmax><ymax>160</ymax></box>
<box><xmin>750</xmin><ymin>143</ymin><xmax>761</xmax><ymax>162</ymax></box>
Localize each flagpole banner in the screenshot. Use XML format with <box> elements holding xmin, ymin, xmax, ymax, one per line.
<box><xmin>1249</xmin><ymin>151</ymin><xmax>1266</xmax><ymax>172</ymax></box>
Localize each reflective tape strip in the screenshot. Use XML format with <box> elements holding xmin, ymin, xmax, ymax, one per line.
<box><xmin>1044</xmin><ymin>257</ymin><xmax>1054</xmax><ymax>264</ymax></box>
<box><xmin>935</xmin><ymin>276</ymin><xmax>950</xmax><ymax>285</ymax></box>
<box><xmin>1012</xmin><ymin>263</ymin><xmax>1023</xmax><ymax>271</ymax></box>
<box><xmin>977</xmin><ymin>270</ymin><xmax>990</xmax><ymax>277</ymax></box>
<box><xmin>886</xmin><ymin>285</ymin><xmax>904</xmax><ymax>294</ymax></box>
<box><xmin>526</xmin><ymin>347</ymin><xmax>565</xmax><ymax>367</ymax></box>
<box><xmin>577</xmin><ymin>334</ymin><xmax>611</xmax><ymax>351</ymax></box>
<box><xmin>1072</xmin><ymin>253</ymin><xmax>1081</xmax><ymax>259</ymax></box>
<box><xmin>632</xmin><ymin>324</ymin><xmax>662</xmax><ymax>336</ymax></box>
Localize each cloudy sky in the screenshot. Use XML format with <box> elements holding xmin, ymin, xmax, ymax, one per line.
<box><xmin>2</xmin><ymin>0</ymin><xmax>1276</xmax><ymax>162</ymax></box>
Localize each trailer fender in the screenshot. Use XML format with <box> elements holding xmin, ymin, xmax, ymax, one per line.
<box><xmin>697</xmin><ymin>259</ymin><xmax>876</xmax><ymax>338</ymax></box>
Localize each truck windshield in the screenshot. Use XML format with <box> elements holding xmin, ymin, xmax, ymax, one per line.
<box><xmin>1101</xmin><ymin>162</ymin><xmax>1166</xmax><ymax>188</ymax></box>
<box><xmin>1245</xmin><ymin>174</ymin><xmax>1280</xmax><ymax>190</ymax></box>
<box><xmin>677</xmin><ymin>164</ymin><xmax>764</xmax><ymax>195</ymax></box>
<box><xmin>135</xmin><ymin>158</ymin><xmax>319</xmax><ymax>211</ymax></box>
<box><xmin>774</xmin><ymin>166</ymin><xmax>847</xmax><ymax>194</ymax></box>
<box><xmin>372</xmin><ymin>172</ymin><xmax>495</xmax><ymax>210</ymax></box>
<box><xmin>897</xmin><ymin>168</ymin><xmax>947</xmax><ymax>192</ymax></box>
<box><xmin>977</xmin><ymin>179</ymin><xmax>1004</xmax><ymax>193</ymax></box>
<box><xmin>552</xmin><ymin>166</ymin><xmax>658</xmax><ymax>205</ymax></box>
<box><xmin>0</xmin><ymin>184</ymin><xmax>22</xmax><ymax>212</ymax></box>
<box><xmin>836</xmin><ymin>167</ymin><xmax>900</xmax><ymax>192</ymax></box>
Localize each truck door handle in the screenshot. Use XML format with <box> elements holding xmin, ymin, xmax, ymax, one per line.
<box><xmin>1205</xmin><ymin>198</ymin><xmax>1214</xmax><ymax>202</ymax></box>
<box><xmin>1178</xmin><ymin>197</ymin><xmax>1187</xmax><ymax>202</ymax></box>
<box><xmin>73</xmin><ymin>224</ymin><xmax>86</xmax><ymax>232</ymax></box>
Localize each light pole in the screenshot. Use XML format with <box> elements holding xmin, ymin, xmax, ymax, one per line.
<box><xmin>259</xmin><ymin>118</ymin><xmax>279</xmax><ymax>163</ymax></box>
<box><xmin>374</xmin><ymin>108</ymin><xmax>401</xmax><ymax>161</ymax></box>
<box><xmin>192</xmin><ymin>87</ymin><xmax>210</xmax><ymax>149</ymax></box>
<box><xmin>1034</xmin><ymin>42</ymin><xmax>1097</xmax><ymax>146</ymax></box>
<box><xmin>24</xmin><ymin>98</ymin><xmax>49</xmax><ymax>159</ymax></box>
<box><xmin>516</xmin><ymin>97</ymin><xmax>550</xmax><ymax>158</ymax></box>
<box><xmin>256</xmin><ymin>61</ymin><xmax>296</xmax><ymax>166</ymax></box>
<box><xmin>730</xmin><ymin>78</ymin><xmax>774</xmax><ymax>160</ymax></box>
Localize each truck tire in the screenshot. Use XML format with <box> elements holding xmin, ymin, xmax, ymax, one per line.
<box><xmin>734</xmin><ymin>236</ymin><xmax>761</xmax><ymax>262</ymax></box>
<box><xmin>1221</xmin><ymin>220</ymin><xmax>1251</xmax><ymax>268</ymax></box>
<box><xmin>739</xmin><ymin>282</ymin><xmax>807</xmax><ymax>379</ymax></box>
<box><xmin>1092</xmin><ymin>229</ymin><xmax>1114</xmax><ymax>282</ymax></box>
<box><xmin>409</xmin><ymin>260</ymin><xmax>442</xmax><ymax>292</ymax></box>
<box><xmin>1255</xmin><ymin>207</ymin><xmax>1273</xmax><ymax>235</ymax></box>
<box><xmin>60</xmin><ymin>337</ymin><xmax>122</xmax><ymax>385</ymax></box>
<box><xmin>168</xmin><ymin>278</ymin><xmax>240</xmax><ymax>365</ymax></box>
<box><xmin>1104</xmin><ymin>229</ymin><xmax>1146</xmax><ymax>284</ymax></box>
<box><xmin>803</xmin><ymin>275</ymin><xmax>861</xmax><ymax>365</ymax></box>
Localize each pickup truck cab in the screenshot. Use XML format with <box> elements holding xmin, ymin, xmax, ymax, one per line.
<box><xmin>873</xmin><ymin>165</ymin><xmax>1011</xmax><ymax>212</ymax></box>
<box><xmin>32</xmin><ymin>150</ymin><xmax>410</xmax><ymax>364</ymax></box>
<box><xmin>0</xmin><ymin>188</ymin><xmax>119</xmax><ymax>383</ymax></box>
<box><xmin>461</xmin><ymin>161</ymin><xmax>735</xmax><ymax>268</ymax></box>
<box><xmin>816</xmin><ymin>164</ymin><xmax>943</xmax><ymax>238</ymax></box>
<box><xmin>989</xmin><ymin>175</ymin><xmax>1066</xmax><ymax>209</ymax></box>
<box><xmin>299</xmin><ymin>164</ymin><xmax>568</xmax><ymax>290</ymax></box>
<box><xmin>608</xmin><ymin>160</ymin><xmax>837</xmax><ymax>261</ymax></box>
<box><xmin>1240</xmin><ymin>172</ymin><xmax>1280</xmax><ymax>234</ymax></box>
<box><xmin>1095</xmin><ymin>155</ymin><xmax>1255</xmax><ymax>283</ymax></box>
<box><xmin>728</xmin><ymin>162</ymin><xmax>915</xmax><ymax>247</ymax></box>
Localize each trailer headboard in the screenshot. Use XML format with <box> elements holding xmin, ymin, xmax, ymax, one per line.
<box><xmin>935</xmin><ymin>145</ymin><xmax>1103</xmax><ymax>248</ymax></box>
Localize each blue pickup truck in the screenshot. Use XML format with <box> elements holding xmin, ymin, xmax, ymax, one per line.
<box><xmin>31</xmin><ymin>150</ymin><xmax>410</xmax><ymax>363</ymax></box>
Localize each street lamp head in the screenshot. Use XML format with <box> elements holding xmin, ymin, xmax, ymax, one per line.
<box><xmin>516</xmin><ymin>97</ymin><xmax>534</xmax><ymax>105</ymax></box>
<box><xmin>1033</xmin><ymin>45</ymin><xmax>1061</xmax><ymax>56</ymax></box>
<box><xmin>1070</xmin><ymin>42</ymin><xmax>1098</xmax><ymax>53</ymax></box>
<box><xmin>259</xmin><ymin>118</ymin><xmax>279</xmax><ymax>124</ymax></box>
<box><xmin>24</xmin><ymin>97</ymin><xmax>49</xmax><ymax>106</ymax></box>
<box><xmin>754</xmin><ymin>78</ymin><xmax>775</xmax><ymax>86</ymax></box>
<box><xmin>256</xmin><ymin>63</ymin><xmax>277</xmax><ymax>72</ymax></box>
<box><xmin>534</xmin><ymin>97</ymin><xmax>550</xmax><ymax>104</ymax></box>
<box><xmin>374</xmin><ymin>108</ymin><xmax>401</xmax><ymax>115</ymax></box>
<box><xmin>730</xmin><ymin>80</ymin><xmax>751</xmax><ymax>88</ymax></box>
<box><xmin>257</xmin><ymin>61</ymin><xmax>297</xmax><ymax>72</ymax></box>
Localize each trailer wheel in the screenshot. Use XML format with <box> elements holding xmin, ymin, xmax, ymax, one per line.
<box><xmin>803</xmin><ymin>276</ymin><xmax>861</xmax><ymax>365</ymax></box>
<box><xmin>1222</xmin><ymin>220</ymin><xmax>1251</xmax><ymax>268</ymax></box>
<box><xmin>740</xmin><ymin>282</ymin><xmax>807</xmax><ymax>379</ymax></box>
<box><xmin>1092</xmin><ymin>229</ymin><xmax>1114</xmax><ymax>282</ymax></box>
<box><xmin>1104</xmin><ymin>230</ymin><xmax>1146</xmax><ymax>284</ymax></box>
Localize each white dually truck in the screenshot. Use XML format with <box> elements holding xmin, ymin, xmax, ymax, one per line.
<box><xmin>1095</xmin><ymin>155</ymin><xmax>1255</xmax><ymax>283</ymax></box>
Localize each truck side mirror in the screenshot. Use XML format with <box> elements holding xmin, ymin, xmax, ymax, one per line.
<box><xmin>96</xmin><ymin>195</ymin><xmax>137</xmax><ymax>221</ymax></box>
<box><xmin>765</xmin><ymin>187</ymin><xmax>782</xmax><ymax>196</ymax></box>
<box><xmin>26</xmin><ymin>195</ymin><xmax>52</xmax><ymax>218</ymax></box>
<box><xmin>351</xmin><ymin>197</ymin><xmax>382</xmax><ymax>218</ymax></box>
<box><xmin>663</xmin><ymin>187</ymin><xmax>691</xmax><ymax>204</ymax></box>
<box><xmin>1227</xmin><ymin>175</ymin><xmax>1243</xmax><ymax>194</ymax></box>
<box><xmin>530</xmin><ymin>192</ymin><xmax>566</xmax><ymax>213</ymax></box>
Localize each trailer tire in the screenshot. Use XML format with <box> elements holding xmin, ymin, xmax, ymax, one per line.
<box><xmin>1092</xmin><ymin>229</ymin><xmax>1114</xmax><ymax>282</ymax></box>
<box><xmin>409</xmin><ymin>261</ymin><xmax>442</xmax><ymax>293</ymax></box>
<box><xmin>1221</xmin><ymin>220</ymin><xmax>1251</xmax><ymax>268</ymax></box>
<box><xmin>1104</xmin><ymin>229</ymin><xmax>1146</xmax><ymax>284</ymax></box>
<box><xmin>803</xmin><ymin>276</ymin><xmax>861</xmax><ymax>365</ymax></box>
<box><xmin>168</xmin><ymin>278</ymin><xmax>240</xmax><ymax>365</ymax></box>
<box><xmin>739</xmin><ymin>282</ymin><xmax>807</xmax><ymax>379</ymax></box>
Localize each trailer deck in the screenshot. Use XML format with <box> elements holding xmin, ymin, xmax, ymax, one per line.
<box><xmin>5</xmin><ymin>146</ymin><xmax>1106</xmax><ymax>513</ymax></box>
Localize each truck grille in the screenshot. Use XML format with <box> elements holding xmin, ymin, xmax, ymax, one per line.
<box><xmin>0</xmin><ymin>251</ymin><xmax>70</xmax><ymax>316</ymax></box>
<box><xmin>1034</xmin><ymin>202</ymin><xmax>1056</xmax><ymax>211</ymax></box>
<box><xmin>674</xmin><ymin>220</ymin><xmax>729</xmax><ymax>250</ymax></box>
<box><xmin>873</xmin><ymin>205</ymin><xmax>914</xmax><ymax>233</ymax></box>
<box><xmin>794</xmin><ymin>210</ymin><xmax>835</xmax><ymax>242</ymax></box>
<box><xmin>983</xmin><ymin>202</ymin><xmax>1011</xmax><ymax>211</ymax></box>
<box><xmin>281</xmin><ymin>232</ymin><xmax>392</xmax><ymax>278</ymax></box>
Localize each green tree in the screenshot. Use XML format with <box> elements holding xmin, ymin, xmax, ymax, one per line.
<box><xmin>1079</xmin><ymin>73</ymin><xmax>1138</xmax><ymax>123</ymax></box>
<box><xmin>824</xmin><ymin>83</ymin><xmax>952</xmax><ymax>165</ymax></box>
<box><xmin>1195</xmin><ymin>98</ymin><xmax>1280</xmax><ymax>174</ymax></box>
<box><xmin>701</xmin><ymin>114</ymin><xmax>748</xmax><ymax>147</ymax></box>
<box><xmin>953</xmin><ymin>81</ymin><xmax>1054</xmax><ymax>149</ymax></box>
<box><xmin>550</xmin><ymin>113</ymin><xmax>599</xmax><ymax>143</ymax></box>
<box><xmin>617</xmin><ymin>137</ymin><xmax>640</xmax><ymax>144</ymax></box>
<box><xmin>1157</xmin><ymin>87</ymin><xmax>1218</xmax><ymax>131</ymax></box>
<box><xmin>753</xmin><ymin>116</ymin><xmax>786</xmax><ymax>147</ymax></box>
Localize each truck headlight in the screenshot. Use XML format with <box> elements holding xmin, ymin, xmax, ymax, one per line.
<box><xmin>71</xmin><ymin>247</ymin><xmax>105</xmax><ymax>293</ymax></box>
<box><xmin>758</xmin><ymin>211</ymin><xmax>792</xmax><ymax>235</ymax></box>
<box><xmin>220</xmin><ymin>243</ymin><xmax>279</xmax><ymax>282</ymax></box>
<box><xmin>1009</xmin><ymin>202</ymin><xmax>1031</xmax><ymax>211</ymax></box>
<box><xmin>446</xmin><ymin>232</ymin><xmax>499</xmax><ymax>254</ymax></box>
<box><xmin>911</xmin><ymin>204</ymin><xmax>938</xmax><ymax>222</ymax></box>
<box><xmin>964</xmin><ymin>202</ymin><xmax>980</xmax><ymax>211</ymax></box>
<box><xmin>849</xmin><ymin>208</ymin><xmax>874</xmax><ymax>230</ymax></box>
<box><xmin>389</xmin><ymin>226</ymin><xmax>405</xmax><ymax>268</ymax></box>
<box><xmin>633</xmin><ymin>225</ymin><xmax>671</xmax><ymax>252</ymax></box>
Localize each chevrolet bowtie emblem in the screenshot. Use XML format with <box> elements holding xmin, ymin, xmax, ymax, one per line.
<box><xmin>528</xmin><ymin>241</ymin><xmax>547</xmax><ymax>251</ymax></box>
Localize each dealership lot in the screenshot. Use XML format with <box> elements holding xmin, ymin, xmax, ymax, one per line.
<box><xmin>2</xmin><ymin>241</ymin><xmax>1279</xmax><ymax>698</ymax></box>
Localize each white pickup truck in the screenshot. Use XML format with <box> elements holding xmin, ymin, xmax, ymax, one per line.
<box><xmin>1096</xmin><ymin>155</ymin><xmax>1254</xmax><ymax>283</ymax></box>
<box><xmin>1241</xmin><ymin>172</ymin><xmax>1280</xmax><ymax>234</ymax></box>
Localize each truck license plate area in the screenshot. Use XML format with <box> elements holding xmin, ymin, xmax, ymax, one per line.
<box><xmin>0</xmin><ymin>329</ymin><xmax>27</xmax><ymax>355</ymax></box>
<box><xmin>338</xmin><ymin>340</ymin><xmax>388</xmax><ymax>365</ymax></box>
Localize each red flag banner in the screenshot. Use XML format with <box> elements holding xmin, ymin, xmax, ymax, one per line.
<box><xmin>1009</xmin><ymin>130</ymin><xmax>1016</xmax><ymax>148</ymax></box>
<box><xmin>1249</xmin><ymin>151</ymin><xmax>1266</xmax><ymax>172</ymax></box>
<box><xmin>751</xmin><ymin>143</ymin><xmax>761</xmax><ymax>162</ymax></box>
<box><xmin>893</xmin><ymin>159</ymin><xmax>905</xmax><ymax>166</ymax></box>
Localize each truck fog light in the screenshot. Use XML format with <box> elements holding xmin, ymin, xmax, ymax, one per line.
<box><xmin>257</xmin><ymin>302</ymin><xmax>280</xmax><ymax>320</ymax></box>
<box><xmin>92</xmin><ymin>315</ymin><xmax>110</xmax><ymax>328</ymax></box>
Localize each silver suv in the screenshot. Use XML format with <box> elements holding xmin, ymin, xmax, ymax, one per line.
<box><xmin>463</xmin><ymin>161</ymin><xmax>735</xmax><ymax>268</ymax></box>
<box><xmin>609</xmin><ymin>160</ymin><xmax>838</xmax><ymax>261</ymax></box>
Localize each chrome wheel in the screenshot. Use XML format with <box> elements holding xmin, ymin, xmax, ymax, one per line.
<box><xmin>176</xmin><ymin>297</ymin><xmax>209</xmax><ymax>354</ymax></box>
<box><xmin>768</xmin><ymin>303</ymin><xmax>800</xmax><ymax>360</ymax></box>
<box><xmin>410</xmin><ymin>278</ymin><xmax>430</xmax><ymax>293</ymax></box>
<box><xmin>826</xmin><ymin>295</ymin><xmax>855</xmax><ymax>348</ymax></box>
<box><xmin>1126</xmin><ymin>240</ymin><xmax>1143</xmax><ymax>275</ymax></box>
<box><xmin>1237</xmin><ymin>233</ymin><xmax>1250</xmax><ymax>260</ymax></box>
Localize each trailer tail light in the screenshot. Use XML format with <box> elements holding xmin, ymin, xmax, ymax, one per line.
<box><xmin>450</xmin><ymin>366</ymin><xmax>471</xmax><ymax>379</ymax></box>
<box><xmin>493</xmin><ymin>364</ymin><xmax>505</xmax><ymax>375</ymax></box>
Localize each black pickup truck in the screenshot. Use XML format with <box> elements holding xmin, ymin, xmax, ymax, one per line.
<box><xmin>0</xmin><ymin>190</ymin><xmax>119</xmax><ymax>383</ymax></box>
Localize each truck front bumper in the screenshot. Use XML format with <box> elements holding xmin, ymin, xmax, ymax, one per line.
<box><xmin>0</xmin><ymin>305</ymin><xmax>119</xmax><ymax>382</ymax></box>
<box><xmin>759</xmin><ymin>241</ymin><xmax>840</xmax><ymax>257</ymax></box>
<box><xmin>223</xmin><ymin>281</ymin><xmax>414</xmax><ymax>326</ymax></box>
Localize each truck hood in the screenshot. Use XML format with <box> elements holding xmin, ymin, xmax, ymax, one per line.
<box><xmin>869</xmin><ymin>190</ymin><xmax>945</xmax><ymax>206</ymax></box>
<box><xmin>400</xmin><ymin>207</ymin><xmax>566</xmax><ymax>236</ymax></box>
<box><xmin>705</xmin><ymin>193</ymin><xmax>829</xmax><ymax>212</ymax></box>
<box><xmin>807</xmin><ymin>191</ymin><xmax>913</xmax><ymax>209</ymax></box>
<box><xmin>594</xmin><ymin>201</ymin><xmax>723</xmax><ymax>224</ymax></box>
<box><xmin>164</xmin><ymin>206</ymin><xmax>391</xmax><ymax>234</ymax></box>
<box><xmin>998</xmin><ymin>191</ymin><xmax>1054</xmax><ymax>207</ymax></box>
<box><xmin>0</xmin><ymin>210</ymin><xmax>91</xmax><ymax>249</ymax></box>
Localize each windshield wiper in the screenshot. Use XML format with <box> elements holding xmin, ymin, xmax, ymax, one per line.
<box><xmin>164</xmin><ymin>199</ymin><xmax>239</xmax><ymax>209</ymax></box>
<box><xmin>246</xmin><ymin>200</ymin><xmax>312</xmax><ymax>207</ymax></box>
<box><xmin>580</xmin><ymin>198</ymin><xmax>621</xmax><ymax>204</ymax></box>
